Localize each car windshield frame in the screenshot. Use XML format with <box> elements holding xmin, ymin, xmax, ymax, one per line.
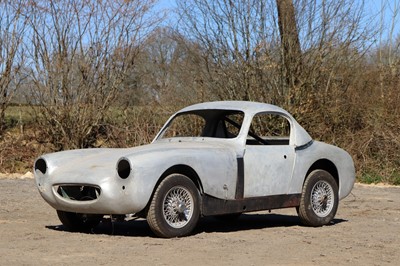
<box><xmin>156</xmin><ymin>109</ymin><xmax>245</xmax><ymax>140</ymax></box>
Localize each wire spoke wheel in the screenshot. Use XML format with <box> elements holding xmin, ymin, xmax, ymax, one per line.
<box><xmin>147</xmin><ymin>174</ymin><xmax>200</xmax><ymax>238</ymax></box>
<box><xmin>310</xmin><ymin>180</ymin><xmax>334</xmax><ymax>217</ymax></box>
<box><xmin>163</xmin><ymin>186</ymin><xmax>194</xmax><ymax>228</ymax></box>
<box><xmin>298</xmin><ymin>170</ymin><xmax>338</xmax><ymax>226</ymax></box>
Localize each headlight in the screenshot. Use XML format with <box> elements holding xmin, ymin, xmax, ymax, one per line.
<box><xmin>34</xmin><ymin>158</ymin><xmax>47</xmax><ymax>174</ymax></box>
<box><xmin>117</xmin><ymin>158</ymin><xmax>131</xmax><ymax>179</ymax></box>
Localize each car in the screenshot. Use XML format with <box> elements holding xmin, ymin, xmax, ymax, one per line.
<box><xmin>34</xmin><ymin>101</ymin><xmax>355</xmax><ymax>237</ymax></box>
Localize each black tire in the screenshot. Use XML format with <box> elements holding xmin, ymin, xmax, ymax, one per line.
<box><xmin>147</xmin><ymin>174</ymin><xmax>200</xmax><ymax>238</ymax></box>
<box><xmin>298</xmin><ymin>170</ymin><xmax>338</xmax><ymax>226</ymax></box>
<box><xmin>56</xmin><ymin>210</ymin><xmax>103</xmax><ymax>232</ymax></box>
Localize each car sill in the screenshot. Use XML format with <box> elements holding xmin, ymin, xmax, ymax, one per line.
<box><xmin>201</xmin><ymin>193</ymin><xmax>301</xmax><ymax>216</ymax></box>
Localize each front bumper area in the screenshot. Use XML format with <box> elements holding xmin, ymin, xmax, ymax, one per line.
<box><xmin>55</xmin><ymin>184</ymin><xmax>101</xmax><ymax>202</ymax></box>
<box><xmin>35</xmin><ymin>171</ymin><xmax>145</xmax><ymax>215</ymax></box>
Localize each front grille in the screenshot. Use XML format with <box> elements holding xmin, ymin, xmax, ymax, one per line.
<box><xmin>56</xmin><ymin>185</ymin><xmax>101</xmax><ymax>201</ymax></box>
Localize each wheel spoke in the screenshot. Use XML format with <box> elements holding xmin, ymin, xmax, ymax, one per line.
<box><xmin>162</xmin><ymin>186</ymin><xmax>194</xmax><ymax>228</ymax></box>
<box><xmin>310</xmin><ymin>180</ymin><xmax>334</xmax><ymax>217</ymax></box>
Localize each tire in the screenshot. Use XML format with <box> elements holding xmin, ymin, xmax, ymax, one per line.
<box><xmin>57</xmin><ymin>210</ymin><xmax>103</xmax><ymax>232</ymax></box>
<box><xmin>298</xmin><ymin>170</ymin><xmax>338</xmax><ymax>227</ymax></box>
<box><xmin>147</xmin><ymin>174</ymin><xmax>200</xmax><ymax>238</ymax></box>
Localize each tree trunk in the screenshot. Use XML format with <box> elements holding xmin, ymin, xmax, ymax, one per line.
<box><xmin>276</xmin><ymin>0</ymin><xmax>302</xmax><ymax>105</ymax></box>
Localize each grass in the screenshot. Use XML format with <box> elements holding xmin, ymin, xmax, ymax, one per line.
<box><xmin>359</xmin><ymin>170</ymin><xmax>400</xmax><ymax>185</ymax></box>
<box><xmin>4</xmin><ymin>105</ymin><xmax>35</xmax><ymax>126</ymax></box>
<box><xmin>4</xmin><ymin>104</ymin><xmax>172</xmax><ymax>127</ymax></box>
<box><xmin>359</xmin><ymin>172</ymin><xmax>384</xmax><ymax>184</ymax></box>
<box><xmin>389</xmin><ymin>172</ymin><xmax>400</xmax><ymax>186</ymax></box>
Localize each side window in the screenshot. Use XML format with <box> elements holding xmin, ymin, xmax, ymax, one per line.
<box><xmin>223</xmin><ymin>113</ymin><xmax>244</xmax><ymax>138</ymax></box>
<box><xmin>162</xmin><ymin>113</ymin><xmax>206</xmax><ymax>138</ymax></box>
<box><xmin>247</xmin><ymin>113</ymin><xmax>290</xmax><ymax>145</ymax></box>
<box><xmin>212</xmin><ymin>112</ymin><xmax>244</xmax><ymax>138</ymax></box>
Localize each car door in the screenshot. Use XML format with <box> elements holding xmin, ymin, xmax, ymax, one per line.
<box><xmin>243</xmin><ymin>112</ymin><xmax>296</xmax><ymax>197</ymax></box>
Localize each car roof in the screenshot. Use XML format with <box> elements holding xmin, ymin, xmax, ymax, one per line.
<box><xmin>175</xmin><ymin>101</ymin><xmax>313</xmax><ymax>147</ymax></box>
<box><xmin>178</xmin><ymin>101</ymin><xmax>290</xmax><ymax>115</ymax></box>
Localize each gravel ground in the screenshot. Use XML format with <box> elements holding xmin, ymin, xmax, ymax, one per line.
<box><xmin>1</xmin><ymin>177</ymin><xmax>399</xmax><ymax>265</ymax></box>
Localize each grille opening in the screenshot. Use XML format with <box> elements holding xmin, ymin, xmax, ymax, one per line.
<box><xmin>56</xmin><ymin>185</ymin><xmax>101</xmax><ymax>201</ymax></box>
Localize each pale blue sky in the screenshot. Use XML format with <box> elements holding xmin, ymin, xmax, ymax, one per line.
<box><xmin>367</xmin><ymin>0</ymin><xmax>400</xmax><ymax>42</ymax></box>
<box><xmin>155</xmin><ymin>0</ymin><xmax>400</xmax><ymax>44</ymax></box>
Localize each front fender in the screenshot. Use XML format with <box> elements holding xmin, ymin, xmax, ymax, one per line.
<box><xmin>122</xmin><ymin>147</ymin><xmax>238</xmax><ymax>212</ymax></box>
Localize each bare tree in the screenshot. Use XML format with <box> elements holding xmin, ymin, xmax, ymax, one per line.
<box><xmin>0</xmin><ymin>1</ymin><xmax>26</xmax><ymax>133</ymax></box>
<box><xmin>377</xmin><ymin>0</ymin><xmax>400</xmax><ymax>99</ymax></box>
<box><xmin>176</xmin><ymin>0</ymin><xmax>282</xmax><ymax>102</ymax></box>
<box><xmin>176</xmin><ymin>0</ymin><xmax>371</xmax><ymax>111</ymax></box>
<box><xmin>276</xmin><ymin>0</ymin><xmax>302</xmax><ymax>105</ymax></box>
<box><xmin>22</xmin><ymin>0</ymin><xmax>159</xmax><ymax>149</ymax></box>
<box><xmin>293</xmin><ymin>0</ymin><xmax>371</xmax><ymax>108</ymax></box>
<box><xmin>131</xmin><ymin>27</ymin><xmax>206</xmax><ymax>105</ymax></box>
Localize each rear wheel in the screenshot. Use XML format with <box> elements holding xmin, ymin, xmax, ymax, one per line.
<box><xmin>147</xmin><ymin>174</ymin><xmax>200</xmax><ymax>238</ymax></box>
<box><xmin>57</xmin><ymin>210</ymin><xmax>103</xmax><ymax>232</ymax></box>
<box><xmin>298</xmin><ymin>170</ymin><xmax>338</xmax><ymax>226</ymax></box>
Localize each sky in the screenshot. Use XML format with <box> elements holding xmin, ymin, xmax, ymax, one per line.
<box><xmin>367</xmin><ymin>0</ymin><xmax>400</xmax><ymax>42</ymax></box>
<box><xmin>155</xmin><ymin>0</ymin><xmax>400</xmax><ymax>44</ymax></box>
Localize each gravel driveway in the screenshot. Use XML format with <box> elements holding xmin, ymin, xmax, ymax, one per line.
<box><xmin>1</xmin><ymin>178</ymin><xmax>399</xmax><ymax>265</ymax></box>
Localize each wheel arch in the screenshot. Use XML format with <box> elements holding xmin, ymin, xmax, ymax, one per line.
<box><xmin>159</xmin><ymin>164</ymin><xmax>203</xmax><ymax>193</ymax></box>
<box><xmin>305</xmin><ymin>159</ymin><xmax>339</xmax><ymax>187</ymax></box>
<box><xmin>141</xmin><ymin>164</ymin><xmax>203</xmax><ymax>216</ymax></box>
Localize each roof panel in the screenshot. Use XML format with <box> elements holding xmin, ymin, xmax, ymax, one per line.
<box><xmin>178</xmin><ymin>101</ymin><xmax>289</xmax><ymax>115</ymax></box>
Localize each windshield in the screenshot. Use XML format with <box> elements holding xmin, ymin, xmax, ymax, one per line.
<box><xmin>159</xmin><ymin>109</ymin><xmax>245</xmax><ymax>139</ymax></box>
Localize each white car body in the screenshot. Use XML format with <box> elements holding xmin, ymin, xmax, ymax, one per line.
<box><xmin>34</xmin><ymin>101</ymin><xmax>355</xmax><ymax>236</ymax></box>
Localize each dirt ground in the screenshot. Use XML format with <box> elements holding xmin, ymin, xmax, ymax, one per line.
<box><xmin>1</xmin><ymin>177</ymin><xmax>399</xmax><ymax>266</ymax></box>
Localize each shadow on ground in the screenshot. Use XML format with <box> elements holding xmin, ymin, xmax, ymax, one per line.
<box><xmin>46</xmin><ymin>213</ymin><xmax>347</xmax><ymax>238</ymax></box>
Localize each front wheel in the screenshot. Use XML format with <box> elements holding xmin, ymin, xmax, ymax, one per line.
<box><xmin>297</xmin><ymin>170</ymin><xmax>338</xmax><ymax>226</ymax></box>
<box><xmin>147</xmin><ymin>174</ymin><xmax>200</xmax><ymax>238</ymax></box>
<box><xmin>57</xmin><ymin>210</ymin><xmax>103</xmax><ymax>232</ymax></box>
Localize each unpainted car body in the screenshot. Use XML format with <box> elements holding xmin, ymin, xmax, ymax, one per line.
<box><xmin>34</xmin><ymin>101</ymin><xmax>355</xmax><ymax>237</ymax></box>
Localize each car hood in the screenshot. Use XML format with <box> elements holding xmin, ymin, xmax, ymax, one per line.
<box><xmin>35</xmin><ymin>139</ymin><xmax>237</xmax><ymax>183</ymax></box>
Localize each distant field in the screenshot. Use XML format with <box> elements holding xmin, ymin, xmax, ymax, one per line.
<box><xmin>4</xmin><ymin>104</ymin><xmax>174</xmax><ymax>125</ymax></box>
<box><xmin>4</xmin><ymin>105</ymin><xmax>35</xmax><ymax>125</ymax></box>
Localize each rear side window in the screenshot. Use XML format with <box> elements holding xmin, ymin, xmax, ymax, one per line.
<box><xmin>247</xmin><ymin>113</ymin><xmax>290</xmax><ymax>145</ymax></box>
<box><xmin>212</xmin><ymin>112</ymin><xmax>244</xmax><ymax>138</ymax></box>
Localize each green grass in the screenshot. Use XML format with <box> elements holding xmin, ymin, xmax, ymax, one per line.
<box><xmin>390</xmin><ymin>172</ymin><xmax>400</xmax><ymax>185</ymax></box>
<box><xmin>359</xmin><ymin>172</ymin><xmax>384</xmax><ymax>184</ymax></box>
<box><xmin>359</xmin><ymin>170</ymin><xmax>400</xmax><ymax>185</ymax></box>
<box><xmin>4</xmin><ymin>105</ymin><xmax>35</xmax><ymax>126</ymax></box>
<box><xmin>4</xmin><ymin>105</ymin><xmax>171</xmax><ymax>126</ymax></box>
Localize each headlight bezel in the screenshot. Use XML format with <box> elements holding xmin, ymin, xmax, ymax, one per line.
<box><xmin>34</xmin><ymin>158</ymin><xmax>47</xmax><ymax>174</ymax></box>
<box><xmin>117</xmin><ymin>158</ymin><xmax>131</xmax><ymax>179</ymax></box>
